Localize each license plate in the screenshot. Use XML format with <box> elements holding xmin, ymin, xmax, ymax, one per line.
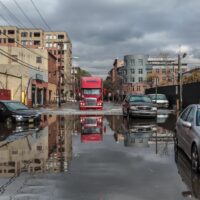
<box><xmin>29</xmin><ymin>119</ymin><xmax>34</xmax><ymax>123</ymax></box>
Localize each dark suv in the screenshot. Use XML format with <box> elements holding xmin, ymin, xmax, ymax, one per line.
<box><xmin>122</xmin><ymin>94</ymin><xmax>157</xmax><ymax>118</ymax></box>
<box><xmin>0</xmin><ymin>100</ymin><xmax>41</xmax><ymax>125</ymax></box>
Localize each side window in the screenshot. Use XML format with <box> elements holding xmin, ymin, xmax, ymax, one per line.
<box><xmin>0</xmin><ymin>103</ymin><xmax>6</xmax><ymax>111</ymax></box>
<box><xmin>180</xmin><ymin>107</ymin><xmax>191</xmax><ymax>121</ymax></box>
<box><xmin>186</xmin><ymin>107</ymin><xmax>195</xmax><ymax>123</ymax></box>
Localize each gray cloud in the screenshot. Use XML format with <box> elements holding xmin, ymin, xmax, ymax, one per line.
<box><xmin>2</xmin><ymin>0</ymin><xmax>200</xmax><ymax>77</ymax></box>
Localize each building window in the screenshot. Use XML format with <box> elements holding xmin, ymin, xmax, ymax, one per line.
<box><xmin>8</xmin><ymin>38</ymin><xmax>15</xmax><ymax>43</ymax></box>
<box><xmin>156</xmin><ymin>69</ymin><xmax>160</xmax><ymax>73</ymax></box>
<box><xmin>162</xmin><ymin>69</ymin><xmax>166</xmax><ymax>74</ymax></box>
<box><xmin>138</xmin><ymin>69</ymin><xmax>143</xmax><ymax>74</ymax></box>
<box><xmin>11</xmin><ymin>55</ymin><xmax>18</xmax><ymax>62</ymax></box>
<box><xmin>131</xmin><ymin>77</ymin><xmax>135</xmax><ymax>82</ymax></box>
<box><xmin>3</xmin><ymin>38</ymin><xmax>6</xmax><ymax>43</ymax></box>
<box><xmin>54</xmin><ymin>50</ymin><xmax>57</xmax><ymax>55</ymax></box>
<box><xmin>138</xmin><ymin>77</ymin><xmax>143</xmax><ymax>82</ymax></box>
<box><xmin>130</xmin><ymin>59</ymin><xmax>135</xmax><ymax>66</ymax></box>
<box><xmin>34</xmin><ymin>40</ymin><xmax>40</xmax><ymax>45</ymax></box>
<box><xmin>162</xmin><ymin>76</ymin><xmax>166</xmax><ymax>80</ymax></box>
<box><xmin>3</xmin><ymin>30</ymin><xmax>6</xmax><ymax>35</ymax></box>
<box><xmin>53</xmin><ymin>43</ymin><xmax>57</xmax><ymax>48</ymax></box>
<box><xmin>21</xmin><ymin>32</ymin><xmax>28</xmax><ymax>37</ymax></box>
<box><xmin>8</xmin><ymin>30</ymin><xmax>15</xmax><ymax>34</ymax></box>
<box><xmin>137</xmin><ymin>86</ymin><xmax>140</xmax><ymax>91</ymax></box>
<box><xmin>130</xmin><ymin>69</ymin><xmax>135</xmax><ymax>74</ymax></box>
<box><xmin>30</xmin><ymin>32</ymin><xmax>32</xmax><ymax>37</ymax></box>
<box><xmin>36</xmin><ymin>56</ymin><xmax>42</xmax><ymax>63</ymax></box>
<box><xmin>58</xmin><ymin>34</ymin><xmax>64</xmax><ymax>39</ymax></box>
<box><xmin>34</xmin><ymin>32</ymin><xmax>40</xmax><ymax>37</ymax></box>
<box><xmin>138</xmin><ymin>59</ymin><xmax>143</xmax><ymax>66</ymax></box>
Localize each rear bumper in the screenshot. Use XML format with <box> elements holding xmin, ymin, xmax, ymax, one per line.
<box><xmin>129</xmin><ymin>110</ymin><xmax>157</xmax><ymax>118</ymax></box>
<box><xmin>80</xmin><ymin>106</ymin><xmax>103</xmax><ymax>110</ymax></box>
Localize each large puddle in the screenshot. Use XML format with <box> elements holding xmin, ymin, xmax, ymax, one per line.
<box><xmin>0</xmin><ymin>114</ymin><xmax>198</xmax><ymax>199</ymax></box>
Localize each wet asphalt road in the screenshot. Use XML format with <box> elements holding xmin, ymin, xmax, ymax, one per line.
<box><xmin>0</xmin><ymin>111</ymin><xmax>198</xmax><ymax>200</ymax></box>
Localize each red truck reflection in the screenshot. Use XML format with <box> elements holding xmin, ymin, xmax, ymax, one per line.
<box><xmin>80</xmin><ymin>115</ymin><xmax>103</xmax><ymax>142</ymax></box>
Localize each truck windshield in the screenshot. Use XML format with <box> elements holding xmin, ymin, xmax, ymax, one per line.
<box><xmin>83</xmin><ymin>89</ymin><xmax>100</xmax><ymax>95</ymax></box>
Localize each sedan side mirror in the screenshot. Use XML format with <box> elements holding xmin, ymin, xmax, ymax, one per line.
<box><xmin>182</xmin><ymin>121</ymin><xmax>192</xmax><ymax>128</ymax></box>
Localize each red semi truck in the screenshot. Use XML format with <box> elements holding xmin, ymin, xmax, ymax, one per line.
<box><xmin>79</xmin><ymin>76</ymin><xmax>103</xmax><ymax>110</ymax></box>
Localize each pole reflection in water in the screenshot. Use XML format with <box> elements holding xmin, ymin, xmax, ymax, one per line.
<box><xmin>80</xmin><ymin>115</ymin><xmax>104</xmax><ymax>143</ymax></box>
<box><xmin>175</xmin><ymin>148</ymin><xmax>200</xmax><ymax>199</ymax></box>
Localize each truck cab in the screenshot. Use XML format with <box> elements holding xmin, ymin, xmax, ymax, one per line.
<box><xmin>79</xmin><ymin>76</ymin><xmax>103</xmax><ymax>110</ymax></box>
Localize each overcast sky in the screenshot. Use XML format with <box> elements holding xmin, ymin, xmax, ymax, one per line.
<box><xmin>1</xmin><ymin>0</ymin><xmax>200</xmax><ymax>78</ymax></box>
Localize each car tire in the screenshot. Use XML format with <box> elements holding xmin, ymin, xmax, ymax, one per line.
<box><xmin>191</xmin><ymin>144</ymin><xmax>199</xmax><ymax>172</ymax></box>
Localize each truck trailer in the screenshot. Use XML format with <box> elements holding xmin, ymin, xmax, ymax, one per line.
<box><xmin>79</xmin><ymin>76</ymin><xmax>103</xmax><ymax>110</ymax></box>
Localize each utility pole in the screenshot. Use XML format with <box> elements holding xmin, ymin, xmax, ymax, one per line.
<box><xmin>177</xmin><ymin>53</ymin><xmax>187</xmax><ymax>112</ymax></box>
<box><xmin>58</xmin><ymin>42</ymin><xmax>63</xmax><ymax>108</ymax></box>
<box><xmin>177</xmin><ymin>54</ymin><xmax>181</xmax><ymax>112</ymax></box>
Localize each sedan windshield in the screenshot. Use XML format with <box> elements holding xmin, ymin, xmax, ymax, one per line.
<box><xmin>149</xmin><ymin>94</ymin><xmax>167</xmax><ymax>100</ymax></box>
<box><xmin>197</xmin><ymin>109</ymin><xmax>200</xmax><ymax>126</ymax></box>
<box><xmin>83</xmin><ymin>89</ymin><xmax>100</xmax><ymax>95</ymax></box>
<box><xmin>130</xmin><ymin>96</ymin><xmax>152</xmax><ymax>103</ymax></box>
<box><xmin>5</xmin><ymin>102</ymin><xmax>28</xmax><ymax>111</ymax></box>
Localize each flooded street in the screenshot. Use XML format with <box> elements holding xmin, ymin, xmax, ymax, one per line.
<box><xmin>0</xmin><ymin>114</ymin><xmax>198</xmax><ymax>199</ymax></box>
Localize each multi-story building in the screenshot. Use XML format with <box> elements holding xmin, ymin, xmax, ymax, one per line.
<box><xmin>0</xmin><ymin>46</ymin><xmax>49</xmax><ymax>106</ymax></box>
<box><xmin>0</xmin><ymin>26</ymin><xmax>72</xmax><ymax>103</ymax></box>
<box><xmin>147</xmin><ymin>57</ymin><xmax>188</xmax><ymax>87</ymax></box>
<box><xmin>123</xmin><ymin>54</ymin><xmax>149</xmax><ymax>94</ymax></box>
<box><xmin>44</xmin><ymin>31</ymin><xmax>72</xmax><ymax>101</ymax></box>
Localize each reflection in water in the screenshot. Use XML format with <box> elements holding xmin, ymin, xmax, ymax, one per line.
<box><xmin>0</xmin><ymin>115</ymin><xmax>74</xmax><ymax>177</ymax></box>
<box><xmin>175</xmin><ymin>148</ymin><xmax>200</xmax><ymax>199</ymax></box>
<box><xmin>80</xmin><ymin>115</ymin><xmax>104</xmax><ymax>142</ymax></box>
<box><xmin>0</xmin><ymin>114</ymin><xmax>177</xmax><ymax>178</ymax></box>
<box><xmin>106</xmin><ymin>115</ymin><xmax>174</xmax><ymax>155</ymax></box>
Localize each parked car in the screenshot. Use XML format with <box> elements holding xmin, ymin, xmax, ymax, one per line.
<box><xmin>148</xmin><ymin>94</ymin><xmax>169</xmax><ymax>108</ymax></box>
<box><xmin>175</xmin><ymin>104</ymin><xmax>200</xmax><ymax>172</ymax></box>
<box><xmin>122</xmin><ymin>94</ymin><xmax>157</xmax><ymax>118</ymax></box>
<box><xmin>0</xmin><ymin>100</ymin><xmax>41</xmax><ymax>125</ymax></box>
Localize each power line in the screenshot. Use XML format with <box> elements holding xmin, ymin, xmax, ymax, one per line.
<box><xmin>0</xmin><ymin>0</ymin><xmax>25</xmax><ymax>28</ymax></box>
<box><xmin>0</xmin><ymin>13</ymin><xmax>11</xmax><ymax>25</ymax></box>
<box><xmin>13</xmin><ymin>0</ymin><xmax>37</xmax><ymax>28</ymax></box>
<box><xmin>0</xmin><ymin>48</ymin><xmax>46</xmax><ymax>72</ymax></box>
<box><xmin>30</xmin><ymin>0</ymin><xmax>52</xmax><ymax>31</ymax></box>
<box><xmin>0</xmin><ymin>14</ymin><xmax>49</xmax><ymax>60</ymax></box>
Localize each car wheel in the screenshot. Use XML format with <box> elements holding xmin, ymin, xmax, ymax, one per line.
<box><xmin>5</xmin><ymin>117</ymin><xmax>13</xmax><ymax>126</ymax></box>
<box><xmin>191</xmin><ymin>144</ymin><xmax>199</xmax><ymax>172</ymax></box>
<box><xmin>174</xmin><ymin>136</ymin><xmax>179</xmax><ymax>154</ymax></box>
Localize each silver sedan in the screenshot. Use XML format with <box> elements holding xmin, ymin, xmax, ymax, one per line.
<box><xmin>175</xmin><ymin>104</ymin><xmax>200</xmax><ymax>172</ymax></box>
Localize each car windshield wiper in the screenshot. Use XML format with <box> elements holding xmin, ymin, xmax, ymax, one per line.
<box><xmin>16</xmin><ymin>108</ymin><xmax>28</xmax><ymax>110</ymax></box>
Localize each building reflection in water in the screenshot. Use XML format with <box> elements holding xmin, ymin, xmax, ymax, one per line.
<box><xmin>175</xmin><ymin>148</ymin><xmax>200</xmax><ymax>199</ymax></box>
<box><xmin>0</xmin><ymin>115</ymin><xmax>74</xmax><ymax>177</ymax></box>
<box><xmin>80</xmin><ymin>115</ymin><xmax>104</xmax><ymax>143</ymax></box>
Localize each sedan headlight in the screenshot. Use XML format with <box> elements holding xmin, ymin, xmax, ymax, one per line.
<box><xmin>13</xmin><ymin>115</ymin><xmax>23</xmax><ymax>121</ymax></box>
<box><xmin>130</xmin><ymin>106</ymin><xmax>137</xmax><ymax>110</ymax></box>
<box><xmin>152</xmin><ymin>107</ymin><xmax>157</xmax><ymax>111</ymax></box>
